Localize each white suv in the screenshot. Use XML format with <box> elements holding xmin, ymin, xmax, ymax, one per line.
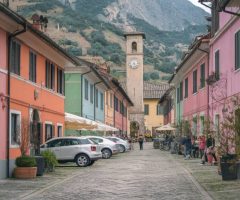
<box><xmin>40</xmin><ymin>137</ymin><xmax>102</xmax><ymax>167</ymax></box>
<box><xmin>85</xmin><ymin>136</ymin><xmax>119</xmax><ymax>159</ymax></box>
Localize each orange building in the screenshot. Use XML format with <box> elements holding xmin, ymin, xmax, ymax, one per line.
<box><xmin>0</xmin><ymin>4</ymin><xmax>77</xmax><ymax>177</ymax></box>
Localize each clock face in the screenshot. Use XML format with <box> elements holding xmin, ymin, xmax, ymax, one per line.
<box><xmin>129</xmin><ymin>59</ymin><xmax>138</xmax><ymax>69</ymax></box>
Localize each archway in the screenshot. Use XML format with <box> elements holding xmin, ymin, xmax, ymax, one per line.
<box><xmin>130</xmin><ymin>121</ymin><xmax>139</xmax><ymax>138</ymax></box>
<box><xmin>30</xmin><ymin>109</ymin><xmax>41</xmax><ymax>155</ymax></box>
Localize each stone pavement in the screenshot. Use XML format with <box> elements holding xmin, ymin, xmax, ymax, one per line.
<box><xmin>0</xmin><ymin>142</ymin><xmax>237</xmax><ymax>200</ymax></box>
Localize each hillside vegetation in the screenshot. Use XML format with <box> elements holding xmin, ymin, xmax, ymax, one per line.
<box><xmin>15</xmin><ymin>0</ymin><xmax>208</xmax><ymax>81</ymax></box>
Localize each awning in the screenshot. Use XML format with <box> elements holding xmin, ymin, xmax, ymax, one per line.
<box><xmin>65</xmin><ymin>113</ymin><xmax>98</xmax><ymax>130</ymax></box>
<box><xmin>65</xmin><ymin>113</ymin><xmax>119</xmax><ymax>132</ymax></box>
<box><xmin>155</xmin><ymin>124</ymin><xmax>176</xmax><ymax>131</ymax></box>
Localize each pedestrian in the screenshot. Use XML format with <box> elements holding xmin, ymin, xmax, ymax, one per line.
<box><xmin>138</xmin><ymin>134</ymin><xmax>144</xmax><ymax>150</ymax></box>
<box><xmin>128</xmin><ymin>137</ymin><xmax>134</xmax><ymax>150</ymax></box>
<box><xmin>184</xmin><ymin>135</ymin><xmax>192</xmax><ymax>159</ymax></box>
<box><xmin>206</xmin><ymin>135</ymin><xmax>217</xmax><ymax>163</ymax></box>
<box><xmin>199</xmin><ymin>135</ymin><xmax>206</xmax><ymax>159</ymax></box>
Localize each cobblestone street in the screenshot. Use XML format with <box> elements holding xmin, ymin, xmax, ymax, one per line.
<box><xmin>0</xmin><ymin>143</ymin><xmax>213</xmax><ymax>200</ymax></box>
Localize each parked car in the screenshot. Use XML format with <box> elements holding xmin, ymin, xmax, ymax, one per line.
<box><xmin>85</xmin><ymin>136</ymin><xmax>119</xmax><ymax>159</ymax></box>
<box><xmin>106</xmin><ymin>137</ymin><xmax>130</xmax><ymax>153</ymax></box>
<box><xmin>40</xmin><ymin>137</ymin><xmax>102</xmax><ymax>167</ymax></box>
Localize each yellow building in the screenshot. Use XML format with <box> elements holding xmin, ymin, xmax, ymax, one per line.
<box><xmin>143</xmin><ymin>82</ymin><xmax>169</xmax><ymax>137</ymax></box>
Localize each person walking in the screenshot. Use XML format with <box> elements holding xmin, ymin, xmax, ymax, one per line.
<box><xmin>138</xmin><ymin>134</ymin><xmax>144</xmax><ymax>150</ymax></box>
<box><xmin>199</xmin><ymin>135</ymin><xmax>206</xmax><ymax>159</ymax></box>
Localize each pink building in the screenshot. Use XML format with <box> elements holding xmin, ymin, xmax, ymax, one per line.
<box><xmin>170</xmin><ymin>35</ymin><xmax>210</xmax><ymax>135</ymax></box>
<box><xmin>208</xmin><ymin>4</ymin><xmax>240</xmax><ymax>145</ymax></box>
<box><xmin>0</xmin><ymin>27</ymin><xmax>8</xmax><ymax>179</ymax></box>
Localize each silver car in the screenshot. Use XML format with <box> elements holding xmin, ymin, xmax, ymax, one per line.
<box><xmin>106</xmin><ymin>137</ymin><xmax>130</xmax><ymax>153</ymax></box>
<box><xmin>85</xmin><ymin>136</ymin><xmax>119</xmax><ymax>159</ymax></box>
<box><xmin>40</xmin><ymin>137</ymin><xmax>102</xmax><ymax>167</ymax></box>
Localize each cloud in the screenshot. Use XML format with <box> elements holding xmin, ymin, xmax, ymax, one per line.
<box><xmin>187</xmin><ymin>0</ymin><xmax>211</xmax><ymax>13</ymax></box>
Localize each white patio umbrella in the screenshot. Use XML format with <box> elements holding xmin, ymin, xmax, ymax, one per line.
<box><xmin>155</xmin><ymin>124</ymin><xmax>176</xmax><ymax>131</ymax></box>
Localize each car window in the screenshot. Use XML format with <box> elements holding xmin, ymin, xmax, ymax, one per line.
<box><xmin>108</xmin><ymin>138</ymin><xmax>118</xmax><ymax>142</ymax></box>
<box><xmin>79</xmin><ymin>139</ymin><xmax>91</xmax><ymax>145</ymax></box>
<box><xmin>47</xmin><ymin>139</ymin><xmax>62</xmax><ymax>148</ymax></box>
<box><xmin>89</xmin><ymin>138</ymin><xmax>98</xmax><ymax>145</ymax></box>
<box><xmin>92</xmin><ymin>138</ymin><xmax>103</xmax><ymax>143</ymax></box>
<box><xmin>61</xmin><ymin>139</ymin><xmax>80</xmax><ymax>146</ymax></box>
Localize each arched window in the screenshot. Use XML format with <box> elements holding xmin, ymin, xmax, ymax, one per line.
<box><xmin>132</xmin><ymin>42</ymin><xmax>137</xmax><ymax>53</ymax></box>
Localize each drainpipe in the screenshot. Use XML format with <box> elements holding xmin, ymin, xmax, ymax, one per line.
<box><xmin>113</xmin><ymin>87</ymin><xmax>119</xmax><ymax>128</ymax></box>
<box><xmin>121</xmin><ymin>98</ymin><xmax>125</xmax><ymax>136</ymax></box>
<box><xmin>80</xmin><ymin>70</ymin><xmax>91</xmax><ymax>116</ymax></box>
<box><xmin>7</xmin><ymin>25</ymin><xmax>27</xmax><ymax>178</ymax></box>
<box><xmin>93</xmin><ymin>81</ymin><xmax>102</xmax><ymax>121</ymax></box>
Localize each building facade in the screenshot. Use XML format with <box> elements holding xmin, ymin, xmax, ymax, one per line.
<box><xmin>171</xmin><ymin>35</ymin><xmax>210</xmax><ymax>136</ymax></box>
<box><xmin>0</xmin><ymin>4</ymin><xmax>76</xmax><ymax>177</ymax></box>
<box><xmin>0</xmin><ymin>26</ymin><xmax>8</xmax><ymax>179</ymax></box>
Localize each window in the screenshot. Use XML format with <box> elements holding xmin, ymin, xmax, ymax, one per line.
<box><xmin>192</xmin><ymin>116</ymin><xmax>197</xmax><ymax>135</ymax></box>
<box><xmin>95</xmin><ymin>88</ymin><xmax>99</xmax><ymax>108</ymax></box>
<box><xmin>106</xmin><ymin>92</ymin><xmax>109</xmax><ymax>106</ymax></box>
<box><xmin>200</xmin><ymin>63</ymin><xmax>205</xmax><ymax>88</ymax></box>
<box><xmin>10</xmin><ymin>111</ymin><xmax>21</xmax><ymax>146</ymax></box>
<box><xmin>57</xmin><ymin>125</ymin><xmax>62</xmax><ymax>137</ymax></box>
<box><xmin>84</xmin><ymin>79</ymin><xmax>89</xmax><ymax>100</ymax></box>
<box><xmin>29</xmin><ymin>51</ymin><xmax>36</xmax><ymax>82</ymax></box>
<box><xmin>47</xmin><ymin>139</ymin><xmax>63</xmax><ymax>148</ymax></box>
<box><xmin>114</xmin><ymin>96</ymin><xmax>118</xmax><ymax>112</ymax></box>
<box><xmin>200</xmin><ymin>115</ymin><xmax>205</xmax><ymax>135</ymax></box>
<box><xmin>144</xmin><ymin>104</ymin><xmax>149</xmax><ymax>115</ymax></box>
<box><xmin>100</xmin><ymin>92</ymin><xmax>104</xmax><ymax>110</ymax></box>
<box><xmin>10</xmin><ymin>40</ymin><xmax>21</xmax><ymax>75</ymax></box>
<box><xmin>215</xmin><ymin>50</ymin><xmax>220</xmax><ymax>80</ymax></box>
<box><xmin>120</xmin><ymin>102</ymin><xmax>124</xmax><ymax>114</ymax></box>
<box><xmin>184</xmin><ymin>78</ymin><xmax>188</xmax><ymax>98</ymax></box>
<box><xmin>180</xmin><ymin>82</ymin><xmax>183</xmax><ymax>101</ymax></box>
<box><xmin>45</xmin><ymin>124</ymin><xmax>54</xmax><ymax>142</ymax></box>
<box><xmin>90</xmin><ymin>138</ymin><xmax>103</xmax><ymax>144</ymax></box>
<box><xmin>235</xmin><ymin>31</ymin><xmax>240</xmax><ymax>70</ymax></box>
<box><xmin>62</xmin><ymin>139</ymin><xmax>80</xmax><ymax>146</ymax></box>
<box><xmin>157</xmin><ymin>104</ymin><xmax>163</xmax><ymax>115</ymax></box>
<box><xmin>90</xmin><ymin>84</ymin><xmax>93</xmax><ymax>103</ymax></box>
<box><xmin>215</xmin><ymin>114</ymin><xmax>220</xmax><ymax>142</ymax></box>
<box><xmin>177</xmin><ymin>87</ymin><xmax>180</xmax><ymax>103</ymax></box>
<box><xmin>110</xmin><ymin>93</ymin><xmax>113</xmax><ymax>108</ymax></box>
<box><xmin>132</xmin><ymin>42</ymin><xmax>137</xmax><ymax>53</ymax></box>
<box><xmin>193</xmin><ymin>69</ymin><xmax>197</xmax><ymax>94</ymax></box>
<box><xmin>45</xmin><ymin>60</ymin><xmax>55</xmax><ymax>90</ymax></box>
<box><xmin>57</xmin><ymin>68</ymin><xmax>64</xmax><ymax>94</ymax></box>
<box><xmin>79</xmin><ymin>139</ymin><xmax>91</xmax><ymax>145</ymax></box>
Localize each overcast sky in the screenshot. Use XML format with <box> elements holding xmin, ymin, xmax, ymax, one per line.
<box><xmin>188</xmin><ymin>0</ymin><xmax>211</xmax><ymax>13</ymax></box>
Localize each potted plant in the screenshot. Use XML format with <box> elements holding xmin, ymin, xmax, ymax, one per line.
<box><xmin>41</xmin><ymin>150</ymin><xmax>58</xmax><ymax>172</ymax></box>
<box><xmin>14</xmin><ymin>118</ymin><xmax>37</xmax><ymax>179</ymax></box>
<box><xmin>219</xmin><ymin>104</ymin><xmax>240</xmax><ymax>181</ymax></box>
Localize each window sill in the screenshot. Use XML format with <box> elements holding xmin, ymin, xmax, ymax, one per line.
<box><xmin>234</xmin><ymin>67</ymin><xmax>240</xmax><ymax>73</ymax></box>
<box><xmin>10</xmin><ymin>145</ymin><xmax>20</xmax><ymax>148</ymax></box>
<box><xmin>192</xmin><ymin>92</ymin><xmax>198</xmax><ymax>96</ymax></box>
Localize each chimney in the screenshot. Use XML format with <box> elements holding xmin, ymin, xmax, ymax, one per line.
<box><xmin>31</xmin><ymin>14</ymin><xmax>48</xmax><ymax>32</ymax></box>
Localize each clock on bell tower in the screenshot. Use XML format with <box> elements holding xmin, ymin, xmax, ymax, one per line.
<box><xmin>124</xmin><ymin>32</ymin><xmax>146</xmax><ymax>136</ymax></box>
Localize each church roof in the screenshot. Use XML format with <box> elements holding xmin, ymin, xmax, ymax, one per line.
<box><xmin>120</xmin><ymin>81</ymin><xmax>169</xmax><ymax>99</ymax></box>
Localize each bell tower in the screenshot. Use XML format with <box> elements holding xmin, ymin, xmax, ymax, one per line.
<box><xmin>124</xmin><ymin>32</ymin><xmax>145</xmax><ymax>136</ymax></box>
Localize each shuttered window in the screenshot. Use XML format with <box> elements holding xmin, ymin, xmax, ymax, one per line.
<box><xmin>45</xmin><ymin>124</ymin><xmax>54</xmax><ymax>142</ymax></box>
<box><xmin>193</xmin><ymin>70</ymin><xmax>197</xmax><ymax>94</ymax></box>
<box><xmin>10</xmin><ymin>40</ymin><xmax>21</xmax><ymax>75</ymax></box>
<box><xmin>45</xmin><ymin>60</ymin><xmax>55</xmax><ymax>90</ymax></box>
<box><xmin>57</xmin><ymin>68</ymin><xmax>64</xmax><ymax>95</ymax></box>
<box><xmin>144</xmin><ymin>104</ymin><xmax>149</xmax><ymax>115</ymax></box>
<box><xmin>114</xmin><ymin>96</ymin><xmax>118</xmax><ymax>112</ymax></box>
<box><xmin>200</xmin><ymin>63</ymin><xmax>205</xmax><ymax>88</ymax></box>
<box><xmin>29</xmin><ymin>51</ymin><xmax>37</xmax><ymax>82</ymax></box>
<box><xmin>157</xmin><ymin>104</ymin><xmax>163</xmax><ymax>115</ymax></box>
<box><xmin>90</xmin><ymin>84</ymin><xmax>93</xmax><ymax>103</ymax></box>
<box><xmin>180</xmin><ymin>82</ymin><xmax>183</xmax><ymax>101</ymax></box>
<box><xmin>95</xmin><ymin>88</ymin><xmax>99</xmax><ymax>108</ymax></box>
<box><xmin>215</xmin><ymin>50</ymin><xmax>220</xmax><ymax>80</ymax></box>
<box><xmin>100</xmin><ymin>92</ymin><xmax>104</xmax><ymax>110</ymax></box>
<box><xmin>84</xmin><ymin>79</ymin><xmax>88</xmax><ymax>100</ymax></box>
<box><xmin>184</xmin><ymin>78</ymin><xmax>188</xmax><ymax>98</ymax></box>
<box><xmin>235</xmin><ymin>31</ymin><xmax>240</xmax><ymax>70</ymax></box>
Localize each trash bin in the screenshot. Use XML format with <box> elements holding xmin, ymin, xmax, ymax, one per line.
<box><xmin>153</xmin><ymin>138</ymin><xmax>160</xmax><ymax>149</ymax></box>
<box><xmin>35</xmin><ymin>156</ymin><xmax>45</xmax><ymax>176</ymax></box>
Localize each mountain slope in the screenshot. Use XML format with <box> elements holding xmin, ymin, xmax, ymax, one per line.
<box><xmin>13</xmin><ymin>0</ymin><xmax>208</xmax><ymax>81</ymax></box>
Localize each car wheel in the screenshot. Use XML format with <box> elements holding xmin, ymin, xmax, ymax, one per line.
<box><xmin>119</xmin><ymin>145</ymin><xmax>126</xmax><ymax>153</ymax></box>
<box><xmin>88</xmin><ymin>160</ymin><xmax>95</xmax><ymax>166</ymax></box>
<box><xmin>102</xmin><ymin>148</ymin><xmax>112</xmax><ymax>159</ymax></box>
<box><xmin>75</xmin><ymin>154</ymin><xmax>90</xmax><ymax>167</ymax></box>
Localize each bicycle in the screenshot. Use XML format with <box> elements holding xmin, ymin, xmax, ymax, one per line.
<box><xmin>159</xmin><ymin>140</ymin><xmax>170</xmax><ymax>151</ymax></box>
